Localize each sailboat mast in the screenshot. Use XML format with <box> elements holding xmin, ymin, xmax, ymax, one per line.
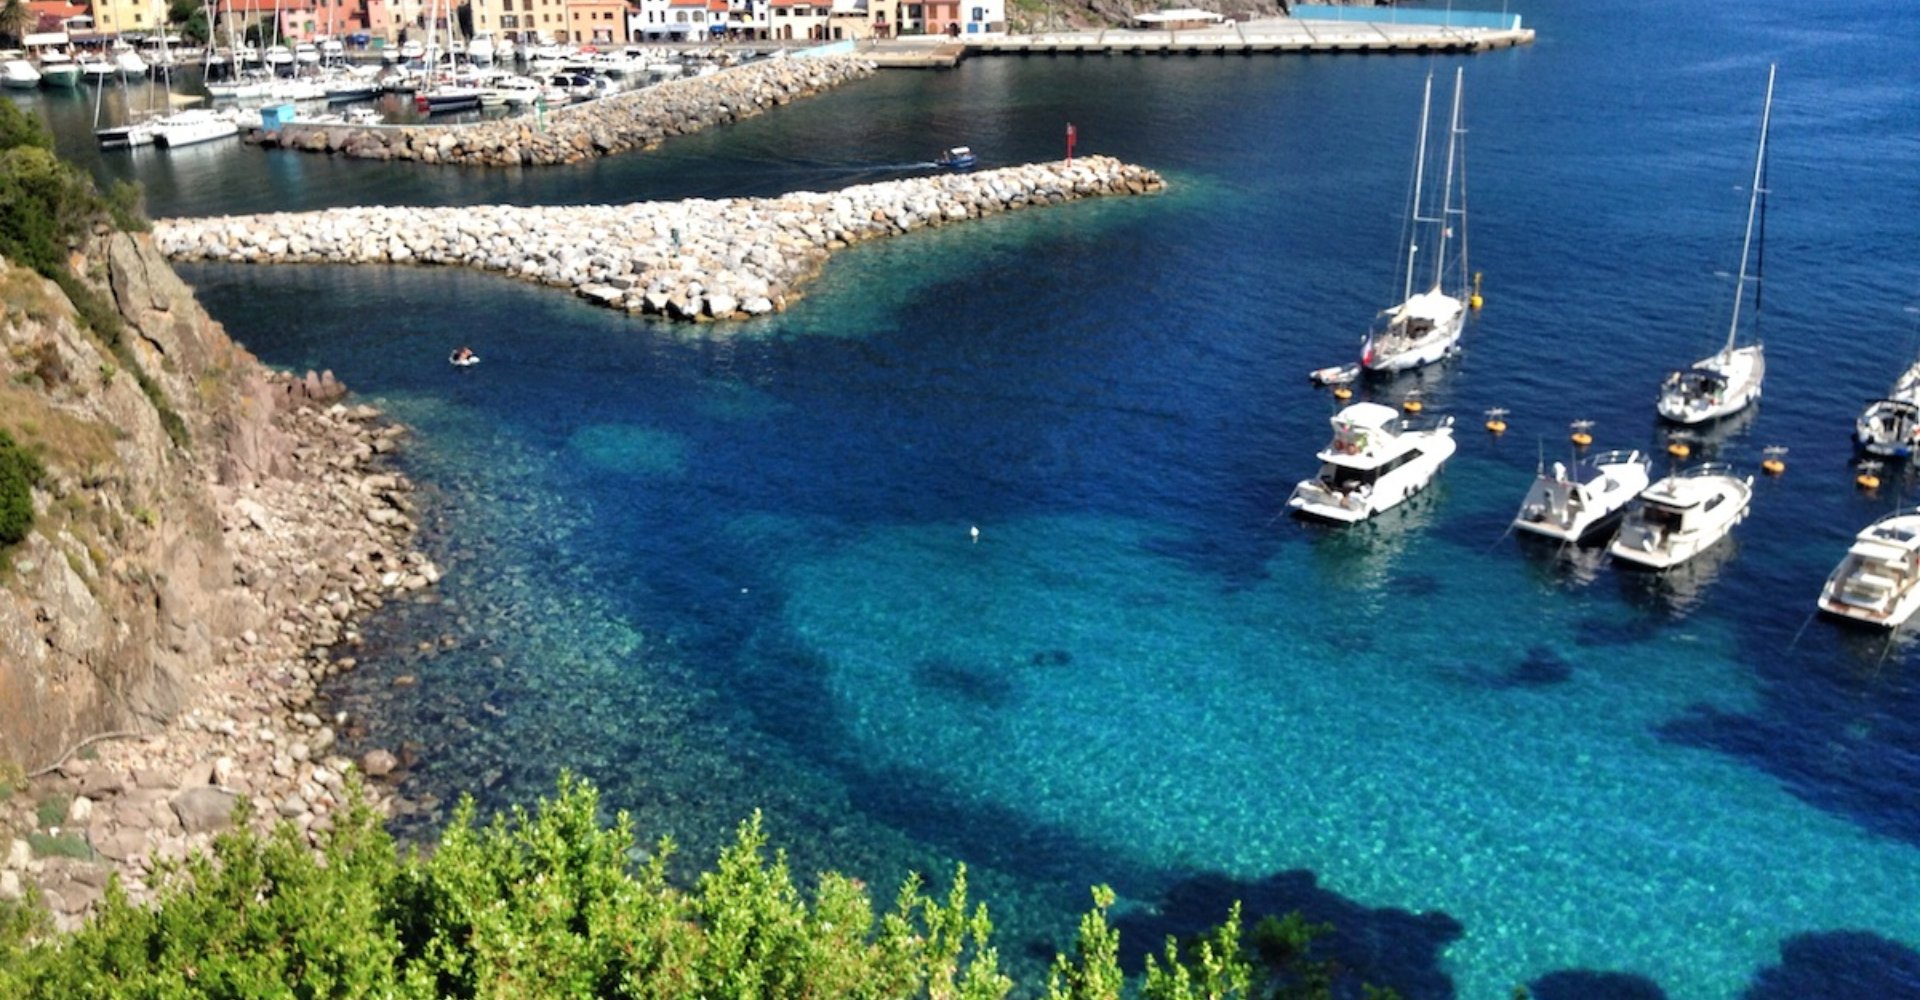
<box><xmin>1430</xmin><ymin>66</ymin><xmax>1463</xmax><ymax>293</ymax></box>
<box><xmin>1723</xmin><ymin>63</ymin><xmax>1776</xmax><ymax>357</ymax></box>
<box><xmin>1403</xmin><ymin>71</ymin><xmax>1435</xmax><ymax>306</ymax></box>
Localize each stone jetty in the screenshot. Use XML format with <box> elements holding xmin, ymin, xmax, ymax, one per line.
<box><xmin>262</xmin><ymin>55</ymin><xmax>874</xmax><ymax>167</ymax></box>
<box><xmin>155</xmin><ymin>156</ymin><xmax>1166</xmax><ymax>322</ymax></box>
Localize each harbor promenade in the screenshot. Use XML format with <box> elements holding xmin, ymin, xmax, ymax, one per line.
<box><xmin>154</xmin><ymin>157</ymin><xmax>1164</xmax><ymax>322</ymax></box>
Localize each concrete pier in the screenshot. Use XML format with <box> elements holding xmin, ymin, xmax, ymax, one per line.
<box><xmin>154</xmin><ymin>157</ymin><xmax>1164</xmax><ymax>323</ymax></box>
<box><xmin>862</xmin><ymin>18</ymin><xmax>1534</xmax><ymax>66</ymax></box>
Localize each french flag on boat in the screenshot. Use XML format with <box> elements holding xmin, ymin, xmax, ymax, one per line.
<box><xmin>1360</xmin><ymin>331</ymin><xmax>1375</xmax><ymax>367</ymax></box>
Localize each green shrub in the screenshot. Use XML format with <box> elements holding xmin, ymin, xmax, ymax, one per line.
<box><xmin>24</xmin><ymin>833</ymin><xmax>90</xmax><ymax>861</ymax></box>
<box><xmin>0</xmin><ymin>429</ymin><xmax>40</xmax><ymax>547</ymax></box>
<box><xmin>29</xmin><ymin>794</ymin><xmax>66</xmax><ymax>829</ymax></box>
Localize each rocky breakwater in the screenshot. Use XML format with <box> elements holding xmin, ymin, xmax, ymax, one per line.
<box><xmin>0</xmin><ymin>233</ymin><xmax>437</xmax><ymax>928</ymax></box>
<box><xmin>266</xmin><ymin>55</ymin><xmax>874</xmax><ymax>167</ymax></box>
<box><xmin>155</xmin><ymin>156</ymin><xmax>1166</xmax><ymax>321</ymax></box>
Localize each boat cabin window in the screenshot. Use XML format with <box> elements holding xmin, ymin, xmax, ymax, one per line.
<box><xmin>1642</xmin><ymin>506</ymin><xmax>1685</xmax><ymax>530</ymax></box>
<box><xmin>1703</xmin><ymin>495</ymin><xmax>1724</xmax><ymax>513</ymax></box>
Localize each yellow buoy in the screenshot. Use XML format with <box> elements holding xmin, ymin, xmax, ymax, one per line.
<box><xmin>1402</xmin><ymin>398</ymin><xmax>1424</xmax><ymax>414</ymax></box>
<box><xmin>1333</xmin><ymin>385</ymin><xmax>1353</xmax><ymax>401</ymax></box>
<box><xmin>1858</xmin><ymin>471</ymin><xmax>1882</xmax><ymax>491</ymax></box>
<box><xmin>1667</xmin><ymin>441</ymin><xmax>1691</xmax><ymax>459</ymax></box>
<box><xmin>1761</xmin><ymin>446</ymin><xmax>1787</xmax><ymax>476</ymax></box>
<box><xmin>1569</xmin><ymin>420</ymin><xmax>1594</xmax><ymax>448</ymax></box>
<box><xmin>1484</xmin><ymin>408</ymin><xmax>1509</xmax><ymax>434</ymax></box>
<box><xmin>1470</xmin><ymin>271</ymin><xmax>1485</xmax><ymax>310</ymax></box>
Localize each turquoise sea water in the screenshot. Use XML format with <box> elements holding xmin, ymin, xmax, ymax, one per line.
<box><xmin>28</xmin><ymin>0</ymin><xmax>1920</xmax><ymax>994</ymax></box>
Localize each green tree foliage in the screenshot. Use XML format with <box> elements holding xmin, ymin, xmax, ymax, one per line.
<box><xmin>0</xmin><ymin>774</ymin><xmax>1391</xmax><ymax>998</ymax></box>
<box><xmin>0</xmin><ymin>429</ymin><xmax>44</xmax><ymax>547</ymax></box>
<box><xmin>0</xmin><ymin>0</ymin><xmax>29</xmax><ymax>48</ymax></box>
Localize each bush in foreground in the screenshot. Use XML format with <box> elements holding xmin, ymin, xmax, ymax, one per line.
<box><xmin>0</xmin><ymin>773</ymin><xmax>1398</xmax><ymax>999</ymax></box>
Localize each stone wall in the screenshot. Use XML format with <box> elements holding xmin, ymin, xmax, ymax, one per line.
<box><xmin>264</xmin><ymin>55</ymin><xmax>875</xmax><ymax>167</ymax></box>
<box><xmin>155</xmin><ymin>156</ymin><xmax>1166</xmax><ymax>321</ymax></box>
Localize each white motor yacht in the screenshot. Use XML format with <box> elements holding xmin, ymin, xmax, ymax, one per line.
<box><xmin>79</xmin><ymin>52</ymin><xmax>116</xmax><ymax>79</ymax></box>
<box><xmin>1287</xmin><ymin>401</ymin><xmax>1457</xmax><ymax>524</ymax></box>
<box><xmin>467</xmin><ymin>33</ymin><xmax>496</xmax><ymax>65</ymax></box>
<box><xmin>36</xmin><ymin>50</ymin><xmax>81</xmax><ymax>88</ymax></box>
<box><xmin>111</xmin><ymin>44</ymin><xmax>148</xmax><ymax>77</ymax></box>
<box><xmin>294</xmin><ymin>42</ymin><xmax>321</xmax><ymax>66</ymax></box>
<box><xmin>152</xmin><ymin>108</ymin><xmax>240</xmax><ymax>148</ymax></box>
<box><xmin>1855</xmin><ymin>357</ymin><xmax>1920</xmax><ymax>458</ymax></box>
<box><xmin>1608</xmin><ymin>464</ymin><xmax>1753</xmax><ymax>570</ymax></box>
<box><xmin>1818</xmin><ymin>509</ymin><xmax>1920</xmax><ymax>628</ymax></box>
<box><xmin>1513</xmin><ymin>449</ymin><xmax>1652</xmax><ymax>544</ymax></box>
<box><xmin>1</xmin><ymin>56</ymin><xmax>41</xmax><ymax>88</ymax></box>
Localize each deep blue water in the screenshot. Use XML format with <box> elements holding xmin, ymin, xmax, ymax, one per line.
<box><xmin>25</xmin><ymin>0</ymin><xmax>1920</xmax><ymax>995</ymax></box>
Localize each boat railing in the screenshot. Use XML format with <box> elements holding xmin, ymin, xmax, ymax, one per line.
<box><xmin>1586</xmin><ymin>448</ymin><xmax>1646</xmax><ymax>468</ymax></box>
<box><xmin>1676</xmin><ymin>461</ymin><xmax>1739</xmax><ymax>480</ymax></box>
<box><xmin>1393</xmin><ymin>413</ymin><xmax>1454</xmax><ymax>435</ymax></box>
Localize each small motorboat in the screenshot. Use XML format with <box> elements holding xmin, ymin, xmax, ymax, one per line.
<box><xmin>1512</xmin><ymin>449</ymin><xmax>1651</xmax><ymax>544</ymax></box>
<box><xmin>449</xmin><ymin>349</ymin><xmax>481</xmax><ymax>367</ymax></box>
<box><xmin>1308</xmin><ymin>362</ymin><xmax>1360</xmax><ymax>386</ymax></box>
<box><xmin>1819</xmin><ymin>508</ymin><xmax>1920</xmax><ymax>628</ymax></box>
<box><xmin>1855</xmin><ymin>357</ymin><xmax>1920</xmax><ymax>458</ymax></box>
<box><xmin>1608</xmin><ymin>463</ymin><xmax>1752</xmax><ymax>570</ymax></box>
<box><xmin>935</xmin><ymin>145</ymin><xmax>978</xmax><ymax>170</ymax></box>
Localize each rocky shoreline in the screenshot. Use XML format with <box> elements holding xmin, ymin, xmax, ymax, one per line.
<box><xmin>261</xmin><ymin>55</ymin><xmax>875</xmax><ymax>167</ymax></box>
<box><xmin>0</xmin><ymin>373</ymin><xmax>433</xmax><ymax>930</ymax></box>
<box><xmin>154</xmin><ymin>156</ymin><xmax>1166</xmax><ymax>322</ymax></box>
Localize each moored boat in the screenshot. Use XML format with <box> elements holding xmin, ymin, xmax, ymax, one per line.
<box><xmin>1513</xmin><ymin>449</ymin><xmax>1652</xmax><ymax>544</ymax></box>
<box><xmin>1818</xmin><ymin>509</ymin><xmax>1920</xmax><ymax>628</ymax></box>
<box><xmin>1657</xmin><ymin>65</ymin><xmax>1775</xmax><ymax>425</ymax></box>
<box><xmin>152</xmin><ymin>108</ymin><xmax>240</xmax><ymax>148</ymax></box>
<box><xmin>1854</xmin><ymin>357</ymin><xmax>1920</xmax><ymax>458</ymax></box>
<box><xmin>1361</xmin><ymin>66</ymin><xmax>1472</xmax><ymax>374</ymax></box>
<box><xmin>1608</xmin><ymin>463</ymin><xmax>1752</xmax><ymax>570</ymax></box>
<box><xmin>1286</xmin><ymin>400</ymin><xmax>1456</xmax><ymax>524</ymax></box>
<box><xmin>1</xmin><ymin>56</ymin><xmax>41</xmax><ymax>88</ymax></box>
<box><xmin>35</xmin><ymin>50</ymin><xmax>81</xmax><ymax>88</ymax></box>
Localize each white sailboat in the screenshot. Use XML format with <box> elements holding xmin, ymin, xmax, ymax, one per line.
<box><xmin>1361</xmin><ymin>66</ymin><xmax>1472</xmax><ymax>374</ymax></box>
<box><xmin>1657</xmin><ymin>64</ymin><xmax>1776</xmax><ymax>425</ymax></box>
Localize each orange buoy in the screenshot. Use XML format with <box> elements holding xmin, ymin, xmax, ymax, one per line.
<box><xmin>1858</xmin><ymin>461</ymin><xmax>1884</xmax><ymax>491</ymax></box>
<box><xmin>1402</xmin><ymin>397</ymin><xmax>1424</xmax><ymax>414</ymax></box>
<box><xmin>1761</xmin><ymin>446</ymin><xmax>1787</xmax><ymax>476</ymax></box>
<box><xmin>1667</xmin><ymin>440</ymin><xmax>1692</xmax><ymax>459</ymax></box>
<box><xmin>1569</xmin><ymin>420</ymin><xmax>1594</xmax><ymax>448</ymax></box>
<box><xmin>1333</xmin><ymin>385</ymin><xmax>1353</xmax><ymax>401</ymax></box>
<box><xmin>1484</xmin><ymin>407</ymin><xmax>1509</xmax><ymax>434</ymax></box>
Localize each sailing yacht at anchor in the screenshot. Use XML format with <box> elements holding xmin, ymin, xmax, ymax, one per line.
<box><xmin>1360</xmin><ymin>66</ymin><xmax>1473</xmax><ymax>374</ymax></box>
<box><xmin>1657</xmin><ymin>64</ymin><xmax>1776</xmax><ymax>425</ymax></box>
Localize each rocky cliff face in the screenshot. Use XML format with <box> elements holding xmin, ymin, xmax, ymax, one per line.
<box><xmin>0</xmin><ymin>231</ymin><xmax>297</xmax><ymax>776</ymax></box>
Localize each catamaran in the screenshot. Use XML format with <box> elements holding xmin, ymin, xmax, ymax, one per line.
<box><xmin>1360</xmin><ymin>67</ymin><xmax>1472</xmax><ymax>374</ymax></box>
<box><xmin>1657</xmin><ymin>65</ymin><xmax>1776</xmax><ymax>425</ymax></box>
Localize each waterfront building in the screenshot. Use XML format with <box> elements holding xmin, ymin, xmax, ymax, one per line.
<box><xmin>212</xmin><ymin>0</ymin><xmax>387</xmax><ymax>42</ymax></box>
<box><xmin>723</xmin><ymin>0</ymin><xmax>769</xmax><ymax>39</ymax></box>
<box><xmin>902</xmin><ymin>0</ymin><xmax>998</xmax><ymax>35</ymax></box>
<box><xmin>631</xmin><ymin>0</ymin><xmax>726</xmax><ymax>40</ymax></box>
<box><xmin>827</xmin><ymin>0</ymin><xmax>894</xmax><ymax>39</ymax></box>
<box><xmin>564</xmin><ymin>0</ymin><xmax>629</xmax><ymax>44</ymax></box>
<box><xmin>471</xmin><ymin>0</ymin><xmax>571</xmax><ymax>46</ymax></box>
<box><xmin>26</xmin><ymin>2</ymin><xmax>88</xmax><ymax>33</ymax></box>
<box><xmin>766</xmin><ymin>0</ymin><xmax>827</xmax><ymax>40</ymax></box>
<box><xmin>90</xmin><ymin>0</ymin><xmax>164</xmax><ymax>36</ymax></box>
